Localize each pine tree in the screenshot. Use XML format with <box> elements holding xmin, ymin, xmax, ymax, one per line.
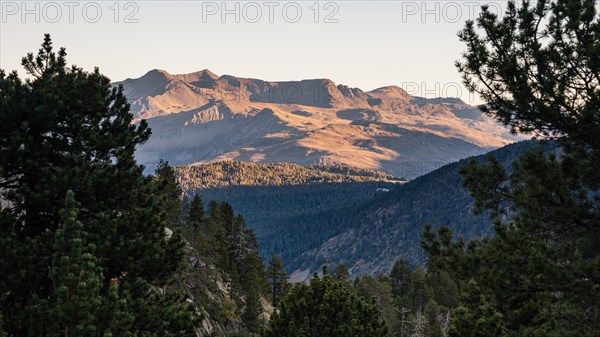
<box><xmin>97</xmin><ymin>282</ymin><xmax>135</xmax><ymax>337</ymax></box>
<box><xmin>423</xmin><ymin>299</ymin><xmax>442</xmax><ymax>337</ymax></box>
<box><xmin>0</xmin><ymin>35</ymin><xmax>194</xmax><ymax>336</ymax></box>
<box><xmin>354</xmin><ymin>274</ymin><xmax>400</xmax><ymax>337</ymax></box>
<box><xmin>51</xmin><ymin>190</ymin><xmax>103</xmax><ymax>337</ymax></box>
<box><xmin>332</xmin><ymin>262</ymin><xmax>350</xmax><ymax>281</ymax></box>
<box><xmin>262</xmin><ymin>271</ymin><xmax>387</xmax><ymax>337</ymax></box>
<box><xmin>220</xmin><ymin>202</ymin><xmax>235</xmax><ymax>240</ymax></box>
<box><xmin>205</xmin><ymin>201</ymin><xmax>228</xmax><ymax>264</ymax></box>
<box><xmin>182</xmin><ymin>197</ymin><xmax>267</xmax><ymax>334</ymax></box>
<box><xmin>187</xmin><ymin>194</ymin><xmax>205</xmax><ymax>231</ymax></box>
<box><xmin>266</xmin><ymin>255</ymin><xmax>289</xmax><ymax>307</ymax></box>
<box><xmin>240</xmin><ymin>253</ymin><xmax>264</xmax><ymax>333</ymax></box>
<box><xmin>154</xmin><ymin>160</ymin><xmax>184</xmax><ymax>228</ymax></box>
<box><xmin>390</xmin><ymin>259</ymin><xmax>412</xmax><ymax>297</ymax></box>
<box><xmin>423</xmin><ymin>1</ymin><xmax>600</xmax><ymax>336</ymax></box>
<box><xmin>427</xmin><ymin>270</ymin><xmax>458</xmax><ymax>309</ymax></box>
<box><xmin>407</xmin><ymin>267</ymin><xmax>433</xmax><ymax>310</ymax></box>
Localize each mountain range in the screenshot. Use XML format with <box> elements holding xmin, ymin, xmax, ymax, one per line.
<box><xmin>115</xmin><ymin>69</ymin><xmax>517</xmax><ymax>178</ymax></box>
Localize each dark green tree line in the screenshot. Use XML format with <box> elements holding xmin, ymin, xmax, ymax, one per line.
<box><xmin>354</xmin><ymin>259</ymin><xmax>458</xmax><ymax>337</ymax></box>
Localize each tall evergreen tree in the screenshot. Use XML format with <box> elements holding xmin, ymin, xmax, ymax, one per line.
<box><xmin>154</xmin><ymin>160</ymin><xmax>184</xmax><ymax>227</ymax></box>
<box><xmin>205</xmin><ymin>201</ymin><xmax>228</xmax><ymax>264</ymax></box>
<box><xmin>354</xmin><ymin>274</ymin><xmax>400</xmax><ymax>337</ymax></box>
<box><xmin>265</xmin><ymin>255</ymin><xmax>289</xmax><ymax>307</ymax></box>
<box><xmin>390</xmin><ymin>259</ymin><xmax>412</xmax><ymax>297</ymax></box>
<box><xmin>220</xmin><ymin>202</ymin><xmax>235</xmax><ymax>240</ymax></box>
<box><xmin>51</xmin><ymin>190</ymin><xmax>103</xmax><ymax>337</ymax></box>
<box><xmin>0</xmin><ymin>35</ymin><xmax>194</xmax><ymax>336</ymax></box>
<box><xmin>240</xmin><ymin>253</ymin><xmax>264</xmax><ymax>333</ymax></box>
<box><xmin>423</xmin><ymin>1</ymin><xmax>600</xmax><ymax>336</ymax></box>
<box><xmin>181</xmin><ymin>197</ymin><xmax>268</xmax><ymax>334</ymax></box>
<box><xmin>187</xmin><ymin>194</ymin><xmax>205</xmax><ymax>231</ymax></box>
<box><xmin>407</xmin><ymin>268</ymin><xmax>433</xmax><ymax>311</ymax></box>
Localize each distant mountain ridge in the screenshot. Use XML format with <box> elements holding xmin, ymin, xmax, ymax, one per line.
<box><xmin>115</xmin><ymin>69</ymin><xmax>518</xmax><ymax>178</ymax></box>
<box><xmin>119</xmin><ymin>69</ymin><xmax>410</xmax><ymax>119</ymax></box>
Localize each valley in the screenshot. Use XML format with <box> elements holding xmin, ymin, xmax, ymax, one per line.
<box><xmin>175</xmin><ymin>141</ymin><xmax>541</xmax><ymax>281</ymax></box>
<box><xmin>4</xmin><ymin>2</ymin><xmax>597</xmax><ymax>336</ymax></box>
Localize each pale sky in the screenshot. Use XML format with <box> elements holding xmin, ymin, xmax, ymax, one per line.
<box><xmin>2</xmin><ymin>1</ymin><xmax>585</xmax><ymax>105</ymax></box>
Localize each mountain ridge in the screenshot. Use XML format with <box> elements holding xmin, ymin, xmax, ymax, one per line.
<box><xmin>115</xmin><ymin>69</ymin><xmax>519</xmax><ymax>178</ymax></box>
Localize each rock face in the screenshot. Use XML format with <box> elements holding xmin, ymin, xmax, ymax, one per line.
<box><xmin>114</xmin><ymin>69</ymin><xmax>517</xmax><ymax>178</ymax></box>
<box><xmin>180</xmin><ymin>240</ymin><xmax>273</xmax><ymax>336</ymax></box>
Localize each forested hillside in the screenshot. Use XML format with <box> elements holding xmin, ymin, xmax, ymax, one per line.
<box><xmin>176</xmin><ymin>161</ymin><xmax>403</xmax><ymax>190</ymax></box>
<box><xmin>177</xmin><ymin>141</ymin><xmax>543</xmax><ymax>278</ymax></box>
<box><xmin>155</xmin><ymin>162</ymin><xmax>274</xmax><ymax>336</ymax></box>
<box><xmin>301</xmin><ymin>140</ymin><xmax>544</xmax><ymax>276</ymax></box>
<box><xmin>174</xmin><ymin>162</ymin><xmax>401</xmax><ymax>269</ymax></box>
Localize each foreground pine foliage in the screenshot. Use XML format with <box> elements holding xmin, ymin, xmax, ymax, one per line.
<box><xmin>0</xmin><ymin>35</ymin><xmax>195</xmax><ymax>337</ymax></box>
<box><xmin>424</xmin><ymin>1</ymin><xmax>600</xmax><ymax>336</ymax></box>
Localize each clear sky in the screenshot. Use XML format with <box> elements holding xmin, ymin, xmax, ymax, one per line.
<box><xmin>3</xmin><ymin>1</ymin><xmax>584</xmax><ymax>105</ymax></box>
